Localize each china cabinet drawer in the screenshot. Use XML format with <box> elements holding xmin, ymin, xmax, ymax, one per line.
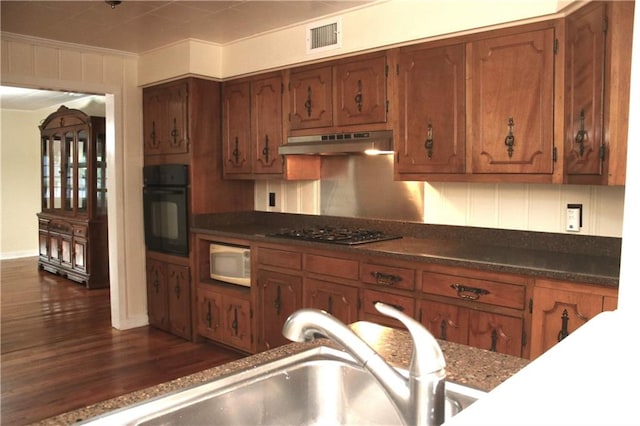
<box><xmin>73</xmin><ymin>225</ymin><xmax>88</xmax><ymax>238</ymax></box>
<box><xmin>361</xmin><ymin>262</ymin><xmax>415</xmax><ymax>290</ymax></box>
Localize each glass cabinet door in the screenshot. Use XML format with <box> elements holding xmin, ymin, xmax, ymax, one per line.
<box><xmin>96</xmin><ymin>130</ymin><xmax>107</xmax><ymax>215</ymax></box>
<box><xmin>41</xmin><ymin>136</ymin><xmax>50</xmax><ymax>209</ymax></box>
<box><xmin>64</xmin><ymin>131</ymin><xmax>75</xmax><ymax>212</ymax></box>
<box><xmin>77</xmin><ymin>129</ymin><xmax>88</xmax><ymax>213</ymax></box>
<box><xmin>52</xmin><ymin>133</ymin><xmax>62</xmax><ymax>209</ymax></box>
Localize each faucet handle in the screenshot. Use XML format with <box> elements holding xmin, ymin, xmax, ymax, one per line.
<box><xmin>374</xmin><ymin>302</ymin><xmax>446</xmax><ymax>376</ymax></box>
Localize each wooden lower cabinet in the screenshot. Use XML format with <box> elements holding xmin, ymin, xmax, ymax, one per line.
<box><xmin>420</xmin><ymin>300</ymin><xmax>469</xmax><ymax>345</ymax></box>
<box><xmin>256</xmin><ymin>269</ymin><xmax>303</xmax><ymax>351</ymax></box>
<box><xmin>530</xmin><ymin>279</ymin><xmax>618</xmax><ymax>359</ymax></box>
<box><xmin>362</xmin><ymin>289</ymin><xmax>415</xmax><ymax>329</ymax></box>
<box><xmin>197</xmin><ymin>285</ymin><xmax>253</xmax><ymax>353</ymax></box>
<box><xmin>305</xmin><ymin>278</ymin><xmax>359</xmax><ymax>325</ymax></box>
<box><xmin>146</xmin><ymin>257</ymin><xmax>191</xmax><ymax>339</ymax></box>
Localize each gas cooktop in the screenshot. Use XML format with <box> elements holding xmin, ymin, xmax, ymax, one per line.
<box><xmin>270</xmin><ymin>227</ymin><xmax>402</xmax><ymax>246</ymax></box>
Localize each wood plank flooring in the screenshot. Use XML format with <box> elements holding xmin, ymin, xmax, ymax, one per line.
<box><xmin>0</xmin><ymin>257</ymin><xmax>243</xmax><ymax>425</ymax></box>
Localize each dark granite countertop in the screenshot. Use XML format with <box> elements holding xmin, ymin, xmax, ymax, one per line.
<box><xmin>33</xmin><ymin>323</ymin><xmax>529</xmax><ymax>425</ymax></box>
<box><xmin>192</xmin><ymin>211</ymin><xmax>621</xmax><ymax>287</ymax></box>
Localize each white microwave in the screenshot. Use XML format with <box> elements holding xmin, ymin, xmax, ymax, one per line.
<box><xmin>209</xmin><ymin>243</ymin><xmax>251</xmax><ymax>287</ymax></box>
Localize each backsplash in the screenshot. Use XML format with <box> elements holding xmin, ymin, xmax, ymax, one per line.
<box><xmin>254</xmin><ymin>173</ymin><xmax>625</xmax><ymax>238</ymax></box>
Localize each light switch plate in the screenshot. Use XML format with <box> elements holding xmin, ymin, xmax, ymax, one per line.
<box><xmin>566</xmin><ymin>204</ymin><xmax>582</xmax><ymax>232</ymax></box>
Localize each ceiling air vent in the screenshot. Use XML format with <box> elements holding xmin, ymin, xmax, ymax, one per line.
<box><xmin>306</xmin><ymin>18</ymin><xmax>342</xmax><ymax>53</ymax></box>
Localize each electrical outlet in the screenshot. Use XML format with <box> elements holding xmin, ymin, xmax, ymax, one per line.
<box><xmin>268</xmin><ymin>192</ymin><xmax>276</xmax><ymax>207</ymax></box>
<box><xmin>566</xmin><ymin>204</ymin><xmax>582</xmax><ymax>232</ymax></box>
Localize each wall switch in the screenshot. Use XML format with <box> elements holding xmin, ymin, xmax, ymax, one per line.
<box><xmin>566</xmin><ymin>204</ymin><xmax>582</xmax><ymax>232</ymax></box>
<box><xmin>268</xmin><ymin>192</ymin><xmax>276</xmax><ymax>207</ymax></box>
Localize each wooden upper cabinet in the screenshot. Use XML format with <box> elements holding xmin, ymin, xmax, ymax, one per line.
<box><xmin>289</xmin><ymin>65</ymin><xmax>333</xmax><ymax>130</ymax></box>
<box><xmin>334</xmin><ymin>54</ymin><xmax>387</xmax><ymax>127</ymax></box>
<box><xmin>143</xmin><ymin>80</ymin><xmax>189</xmax><ymax>156</ymax></box>
<box><xmin>252</xmin><ymin>75</ymin><xmax>284</xmax><ymax>174</ymax></box>
<box><xmin>222</xmin><ymin>81</ymin><xmax>252</xmax><ymax>174</ymax></box>
<box><xmin>396</xmin><ymin>43</ymin><xmax>466</xmax><ymax>175</ymax></box>
<box><xmin>564</xmin><ymin>2</ymin><xmax>606</xmax><ymax>179</ymax></box>
<box><xmin>468</xmin><ymin>27</ymin><xmax>555</xmax><ymax>174</ymax></box>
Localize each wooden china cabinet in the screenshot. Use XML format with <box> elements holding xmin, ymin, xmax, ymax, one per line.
<box><xmin>37</xmin><ymin>106</ymin><xmax>109</xmax><ymax>289</ymax></box>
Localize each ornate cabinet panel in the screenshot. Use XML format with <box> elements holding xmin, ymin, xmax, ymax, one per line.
<box><xmin>146</xmin><ymin>258</ymin><xmax>191</xmax><ymax>339</ymax></box>
<box><xmin>420</xmin><ymin>299</ymin><xmax>469</xmax><ymax>345</ymax></box>
<box><xmin>251</xmin><ymin>75</ymin><xmax>285</xmax><ymax>174</ymax></box>
<box><xmin>146</xmin><ymin>258</ymin><xmax>169</xmax><ymax>331</ymax></box>
<box><xmin>468</xmin><ymin>28</ymin><xmax>555</xmax><ymax>174</ymax></box>
<box><xmin>334</xmin><ymin>54</ymin><xmax>387</xmax><ymax>127</ymax></box>
<box><xmin>257</xmin><ymin>269</ymin><xmax>303</xmax><ymax>351</ymax></box>
<box><xmin>396</xmin><ymin>43</ymin><xmax>466</xmax><ymax>175</ymax></box>
<box><xmin>222</xmin><ymin>80</ymin><xmax>252</xmax><ymax>174</ymax></box>
<box><xmin>468</xmin><ymin>310</ymin><xmax>523</xmax><ymax>357</ymax></box>
<box><xmin>143</xmin><ymin>80</ymin><xmax>189</xmax><ymax>156</ymax></box>
<box><xmin>305</xmin><ymin>278</ymin><xmax>359</xmax><ymax>325</ymax></box>
<box><xmin>38</xmin><ymin>106</ymin><xmax>108</xmax><ymax>289</ymax></box>
<box><xmin>197</xmin><ymin>286</ymin><xmax>224</xmax><ymax>342</ymax></box>
<box><xmin>289</xmin><ymin>65</ymin><xmax>333</xmax><ymax>130</ymax></box>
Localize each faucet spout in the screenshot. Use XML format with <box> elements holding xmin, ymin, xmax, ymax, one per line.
<box><xmin>282</xmin><ymin>302</ymin><xmax>446</xmax><ymax>426</ymax></box>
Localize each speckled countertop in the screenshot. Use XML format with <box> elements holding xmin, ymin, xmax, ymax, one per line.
<box><xmin>33</xmin><ymin>323</ymin><xmax>529</xmax><ymax>425</ymax></box>
<box><xmin>192</xmin><ymin>211</ymin><xmax>621</xmax><ymax>286</ymax></box>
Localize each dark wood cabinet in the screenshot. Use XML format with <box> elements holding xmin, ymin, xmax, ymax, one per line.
<box><xmin>530</xmin><ymin>279</ymin><xmax>617</xmax><ymax>359</ymax></box>
<box><xmin>395</xmin><ymin>42</ymin><xmax>466</xmax><ymax>176</ymax></box>
<box><xmin>305</xmin><ymin>278</ymin><xmax>359</xmax><ymax>325</ymax></box>
<box><xmin>143</xmin><ymin>80</ymin><xmax>189</xmax><ymax>156</ymax></box>
<box><xmin>468</xmin><ymin>27</ymin><xmax>555</xmax><ymax>175</ymax></box>
<box><xmin>222</xmin><ymin>80</ymin><xmax>252</xmax><ymax>174</ymax></box>
<box><xmin>37</xmin><ymin>106</ymin><xmax>108</xmax><ymax>289</ymax></box>
<box><xmin>146</xmin><ymin>255</ymin><xmax>191</xmax><ymax>339</ymax></box>
<box><xmin>564</xmin><ymin>1</ymin><xmax>634</xmax><ymax>185</ymax></box>
<box><xmin>289</xmin><ymin>65</ymin><xmax>333</xmax><ymax>130</ymax></box>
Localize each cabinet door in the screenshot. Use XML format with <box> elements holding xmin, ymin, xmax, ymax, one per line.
<box><xmin>420</xmin><ymin>300</ymin><xmax>469</xmax><ymax>345</ymax></box>
<box><xmin>49</xmin><ymin>233</ymin><xmax>61</xmax><ymax>264</ymax></box>
<box><xmin>362</xmin><ymin>289</ymin><xmax>415</xmax><ymax>329</ymax></box>
<box><xmin>257</xmin><ymin>269</ymin><xmax>303</xmax><ymax>350</ymax></box>
<box><xmin>468</xmin><ymin>310</ymin><xmax>523</xmax><ymax>357</ymax></box>
<box><xmin>334</xmin><ymin>54</ymin><xmax>387</xmax><ymax>126</ymax></box>
<box><xmin>146</xmin><ymin>259</ymin><xmax>169</xmax><ymax>331</ymax></box>
<box><xmin>252</xmin><ymin>75</ymin><xmax>284</xmax><ymax>174</ymax></box>
<box><xmin>468</xmin><ymin>28</ymin><xmax>555</xmax><ymax>174</ymax></box>
<box><xmin>530</xmin><ymin>286</ymin><xmax>604</xmax><ymax>358</ymax></box>
<box><xmin>72</xmin><ymin>238</ymin><xmax>86</xmax><ymax>272</ymax></box>
<box><xmin>222</xmin><ymin>295</ymin><xmax>253</xmax><ymax>352</ymax></box>
<box><xmin>39</xmin><ymin>230</ymin><xmax>49</xmax><ymax>260</ymax></box>
<box><xmin>167</xmin><ymin>264</ymin><xmax>191</xmax><ymax>339</ymax></box>
<box><xmin>305</xmin><ymin>278</ymin><xmax>359</xmax><ymax>325</ymax></box>
<box><xmin>396</xmin><ymin>43</ymin><xmax>466</xmax><ymax>174</ymax></box>
<box><xmin>222</xmin><ymin>81</ymin><xmax>252</xmax><ymax>174</ymax></box>
<box><xmin>289</xmin><ymin>65</ymin><xmax>333</xmax><ymax>130</ymax></box>
<box><xmin>565</xmin><ymin>2</ymin><xmax>606</xmax><ymax>177</ymax></box>
<box><xmin>143</xmin><ymin>81</ymin><xmax>189</xmax><ymax>156</ymax></box>
<box><xmin>197</xmin><ymin>287</ymin><xmax>224</xmax><ymax>341</ymax></box>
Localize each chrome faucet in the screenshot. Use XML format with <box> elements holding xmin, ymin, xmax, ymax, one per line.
<box><xmin>282</xmin><ymin>302</ymin><xmax>446</xmax><ymax>426</ymax></box>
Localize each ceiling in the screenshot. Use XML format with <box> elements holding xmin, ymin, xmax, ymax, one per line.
<box><xmin>0</xmin><ymin>0</ymin><xmax>375</xmax><ymax>110</ymax></box>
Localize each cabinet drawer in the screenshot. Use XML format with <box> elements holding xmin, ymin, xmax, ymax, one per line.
<box><xmin>305</xmin><ymin>254</ymin><xmax>359</xmax><ymax>281</ymax></box>
<box><xmin>361</xmin><ymin>263</ymin><xmax>415</xmax><ymax>290</ymax></box>
<box><xmin>422</xmin><ymin>271</ymin><xmax>526</xmax><ymax>310</ymax></box>
<box><xmin>257</xmin><ymin>247</ymin><xmax>302</xmax><ymax>270</ymax></box>
<box><xmin>363</xmin><ymin>289</ymin><xmax>415</xmax><ymax>317</ymax></box>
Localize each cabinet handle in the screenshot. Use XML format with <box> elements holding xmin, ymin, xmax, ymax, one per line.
<box><xmin>152</xmin><ymin>270</ymin><xmax>160</xmax><ymax>293</ymax></box>
<box><xmin>273</xmin><ymin>285</ymin><xmax>282</xmax><ymax>316</ymax></box>
<box><xmin>575</xmin><ymin>109</ymin><xmax>588</xmax><ymax>157</ymax></box>
<box><xmin>232</xmin><ymin>136</ymin><xmax>241</xmax><ymax>164</ymax></box>
<box><xmin>354</xmin><ymin>79</ymin><xmax>363</xmax><ymax>112</ymax></box>
<box><xmin>170</xmin><ymin>118</ymin><xmax>178</xmax><ymax>146</ymax></box>
<box><xmin>424</xmin><ymin>124</ymin><xmax>434</xmax><ymax>159</ymax></box>
<box><xmin>371</xmin><ymin>271</ymin><xmax>402</xmax><ymax>286</ymax></box>
<box><xmin>174</xmin><ymin>282</ymin><xmax>180</xmax><ymax>299</ymax></box>
<box><xmin>373</xmin><ymin>300</ymin><xmax>404</xmax><ymax>312</ymax></box>
<box><xmin>440</xmin><ymin>319</ymin><xmax>448</xmax><ymax>340</ymax></box>
<box><xmin>262</xmin><ymin>134</ymin><xmax>270</xmax><ymax>163</ymax></box>
<box><xmin>206</xmin><ymin>301</ymin><xmax>212</xmax><ymax>328</ymax></box>
<box><xmin>150</xmin><ymin>121</ymin><xmax>157</xmax><ymax>147</ymax></box>
<box><xmin>490</xmin><ymin>328</ymin><xmax>498</xmax><ymax>352</ymax></box>
<box><xmin>450</xmin><ymin>283</ymin><xmax>490</xmax><ymax>300</ymax></box>
<box><xmin>557</xmin><ymin>309</ymin><xmax>570</xmax><ymax>342</ymax></box>
<box><xmin>232</xmin><ymin>308</ymin><xmax>239</xmax><ymax>336</ymax></box>
<box><xmin>305</xmin><ymin>86</ymin><xmax>313</xmax><ymax>117</ymax></box>
<box><xmin>504</xmin><ymin>116</ymin><xmax>515</xmax><ymax>158</ymax></box>
<box><xmin>327</xmin><ymin>296</ymin><xmax>333</xmax><ymax>315</ymax></box>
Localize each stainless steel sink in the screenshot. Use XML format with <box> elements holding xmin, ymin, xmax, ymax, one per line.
<box><xmin>81</xmin><ymin>346</ymin><xmax>486</xmax><ymax>425</ymax></box>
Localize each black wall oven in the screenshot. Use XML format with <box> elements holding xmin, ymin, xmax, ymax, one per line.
<box><xmin>143</xmin><ymin>164</ymin><xmax>189</xmax><ymax>257</ymax></box>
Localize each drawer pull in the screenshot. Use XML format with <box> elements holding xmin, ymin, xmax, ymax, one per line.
<box><xmin>451</xmin><ymin>283</ymin><xmax>490</xmax><ymax>300</ymax></box>
<box><xmin>373</xmin><ymin>300</ymin><xmax>404</xmax><ymax>312</ymax></box>
<box><xmin>371</xmin><ymin>271</ymin><xmax>402</xmax><ymax>286</ymax></box>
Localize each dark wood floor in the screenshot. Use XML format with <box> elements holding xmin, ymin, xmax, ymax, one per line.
<box><xmin>0</xmin><ymin>257</ymin><xmax>243</xmax><ymax>425</ymax></box>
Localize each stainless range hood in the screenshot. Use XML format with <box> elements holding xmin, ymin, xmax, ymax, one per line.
<box><xmin>278</xmin><ymin>130</ymin><xmax>393</xmax><ymax>155</ymax></box>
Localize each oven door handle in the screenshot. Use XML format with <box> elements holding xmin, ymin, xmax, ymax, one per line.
<box><xmin>143</xmin><ymin>187</ymin><xmax>187</xmax><ymax>195</ymax></box>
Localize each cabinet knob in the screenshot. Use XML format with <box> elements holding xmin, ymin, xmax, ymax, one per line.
<box><xmin>424</xmin><ymin>124</ymin><xmax>434</xmax><ymax>159</ymax></box>
<box><xmin>575</xmin><ymin>109</ymin><xmax>588</xmax><ymax>157</ymax></box>
<box><xmin>504</xmin><ymin>117</ymin><xmax>515</xmax><ymax>158</ymax></box>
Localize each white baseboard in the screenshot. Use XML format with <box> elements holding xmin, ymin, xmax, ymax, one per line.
<box><xmin>0</xmin><ymin>251</ymin><xmax>39</xmax><ymax>260</ymax></box>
